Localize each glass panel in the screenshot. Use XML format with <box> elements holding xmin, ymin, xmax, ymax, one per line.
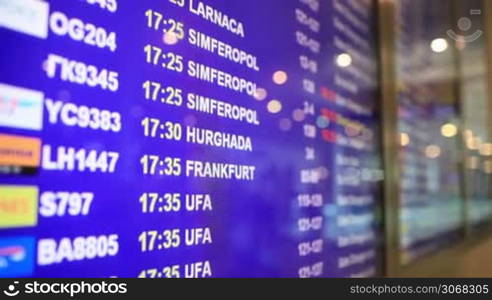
<box><xmin>457</xmin><ymin>0</ymin><xmax>492</xmax><ymax>229</ymax></box>
<box><xmin>394</xmin><ymin>0</ymin><xmax>465</xmax><ymax>265</ymax></box>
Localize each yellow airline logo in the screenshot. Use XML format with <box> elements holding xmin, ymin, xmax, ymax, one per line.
<box><xmin>0</xmin><ymin>134</ymin><xmax>41</xmax><ymax>167</ymax></box>
<box><xmin>0</xmin><ymin>185</ymin><xmax>38</xmax><ymax>228</ymax></box>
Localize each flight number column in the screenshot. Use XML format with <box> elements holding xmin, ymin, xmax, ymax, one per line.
<box><xmin>294</xmin><ymin>0</ymin><xmax>325</xmax><ymax>278</ymax></box>
<box><xmin>37</xmin><ymin>0</ymin><xmax>122</xmax><ymax>274</ymax></box>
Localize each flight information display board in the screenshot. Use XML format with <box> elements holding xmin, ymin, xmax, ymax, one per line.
<box><xmin>0</xmin><ymin>0</ymin><xmax>383</xmax><ymax>277</ymax></box>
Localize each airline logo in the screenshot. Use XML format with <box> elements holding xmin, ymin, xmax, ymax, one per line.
<box><xmin>0</xmin><ymin>237</ymin><xmax>35</xmax><ymax>277</ymax></box>
<box><xmin>0</xmin><ymin>134</ymin><xmax>41</xmax><ymax>167</ymax></box>
<box><xmin>0</xmin><ymin>0</ymin><xmax>49</xmax><ymax>39</ymax></box>
<box><xmin>0</xmin><ymin>186</ymin><xmax>38</xmax><ymax>229</ymax></box>
<box><xmin>0</xmin><ymin>83</ymin><xmax>44</xmax><ymax>131</ymax></box>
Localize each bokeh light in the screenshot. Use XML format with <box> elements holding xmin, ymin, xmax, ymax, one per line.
<box><xmin>254</xmin><ymin>88</ymin><xmax>268</xmax><ymax>101</ymax></box>
<box><xmin>267</xmin><ymin>100</ymin><xmax>282</xmax><ymax>114</ymax></box>
<box><xmin>336</xmin><ymin>53</ymin><xmax>352</xmax><ymax>68</ymax></box>
<box><xmin>272</xmin><ymin>71</ymin><xmax>288</xmax><ymax>85</ymax></box>
<box><xmin>400</xmin><ymin>133</ymin><xmax>410</xmax><ymax>147</ymax></box>
<box><xmin>431</xmin><ymin>38</ymin><xmax>448</xmax><ymax>53</ymax></box>
<box><xmin>425</xmin><ymin>145</ymin><xmax>441</xmax><ymax>159</ymax></box>
<box><xmin>441</xmin><ymin>123</ymin><xmax>457</xmax><ymax>138</ymax></box>
<box><xmin>163</xmin><ymin>32</ymin><xmax>179</xmax><ymax>45</ymax></box>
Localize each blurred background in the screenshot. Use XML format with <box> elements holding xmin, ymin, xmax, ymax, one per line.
<box><xmin>380</xmin><ymin>0</ymin><xmax>492</xmax><ymax>277</ymax></box>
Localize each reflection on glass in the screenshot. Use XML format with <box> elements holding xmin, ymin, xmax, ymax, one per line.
<box><xmin>458</xmin><ymin>0</ymin><xmax>492</xmax><ymax>229</ymax></box>
<box><xmin>395</xmin><ymin>0</ymin><xmax>464</xmax><ymax>265</ymax></box>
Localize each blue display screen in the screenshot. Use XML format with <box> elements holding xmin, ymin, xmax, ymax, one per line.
<box><xmin>0</xmin><ymin>0</ymin><xmax>383</xmax><ymax>277</ymax></box>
